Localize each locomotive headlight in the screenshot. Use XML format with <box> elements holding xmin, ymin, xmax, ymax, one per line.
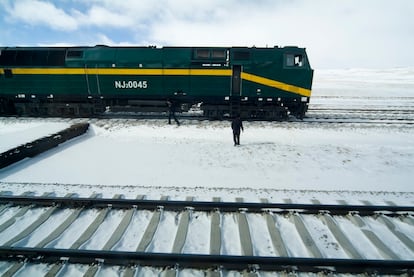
<box><xmin>301</xmin><ymin>97</ymin><xmax>308</xmax><ymax>102</ymax></box>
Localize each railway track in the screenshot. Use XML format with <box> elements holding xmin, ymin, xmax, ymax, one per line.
<box><xmin>0</xmin><ymin>193</ymin><xmax>413</xmax><ymax>276</ymax></box>
<box><xmin>2</xmin><ymin>107</ymin><xmax>414</xmax><ymax>125</ymax></box>
<box><xmin>306</xmin><ymin>108</ymin><xmax>414</xmax><ymax>123</ymax></box>
<box><xmin>307</xmin><ymin>96</ymin><xmax>414</xmax><ymax>124</ymax></box>
<box><xmin>95</xmin><ymin>112</ymin><xmax>414</xmax><ymax>126</ymax></box>
<box><xmin>101</xmin><ymin>101</ymin><xmax>414</xmax><ymax>124</ymax></box>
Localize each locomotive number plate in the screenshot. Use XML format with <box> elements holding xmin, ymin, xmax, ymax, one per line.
<box><xmin>114</xmin><ymin>80</ymin><xmax>148</xmax><ymax>89</ymax></box>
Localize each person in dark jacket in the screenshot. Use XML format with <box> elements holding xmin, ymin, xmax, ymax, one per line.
<box><xmin>231</xmin><ymin>115</ymin><xmax>244</xmax><ymax>146</ymax></box>
<box><xmin>167</xmin><ymin>99</ymin><xmax>180</xmax><ymax>125</ymax></box>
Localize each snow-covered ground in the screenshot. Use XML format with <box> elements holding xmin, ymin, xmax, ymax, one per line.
<box><xmin>1</xmin><ymin>68</ymin><xmax>414</xmax><ymax>203</ymax></box>
<box><xmin>0</xmin><ymin>121</ymin><xmax>70</xmax><ymax>153</ymax></box>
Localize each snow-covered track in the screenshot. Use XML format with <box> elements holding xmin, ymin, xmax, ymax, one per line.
<box><xmin>305</xmin><ymin>107</ymin><xmax>414</xmax><ymax>124</ymax></box>
<box><xmin>306</xmin><ymin>95</ymin><xmax>414</xmax><ymax>125</ymax></box>
<box><xmin>0</xmin><ymin>247</ymin><xmax>413</xmax><ymax>275</ymax></box>
<box><xmin>1</xmin><ymin>195</ymin><xmax>413</xmax><ymax>215</ymax></box>
<box><xmin>0</xmin><ymin>194</ymin><xmax>413</xmax><ymax>275</ymax></box>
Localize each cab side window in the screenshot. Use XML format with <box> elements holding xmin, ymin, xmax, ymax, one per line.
<box><xmin>286</xmin><ymin>54</ymin><xmax>304</xmax><ymax>67</ymax></box>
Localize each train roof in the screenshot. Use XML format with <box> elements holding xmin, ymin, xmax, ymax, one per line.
<box><xmin>0</xmin><ymin>45</ymin><xmax>304</xmax><ymax>51</ymax></box>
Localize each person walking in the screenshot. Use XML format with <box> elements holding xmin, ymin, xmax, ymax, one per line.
<box><xmin>167</xmin><ymin>99</ymin><xmax>180</xmax><ymax>125</ymax></box>
<box><xmin>231</xmin><ymin>115</ymin><xmax>244</xmax><ymax>146</ymax></box>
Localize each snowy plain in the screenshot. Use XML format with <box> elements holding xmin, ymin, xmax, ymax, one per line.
<box><xmin>0</xmin><ymin>68</ymin><xmax>413</xmax><ymax>276</ymax></box>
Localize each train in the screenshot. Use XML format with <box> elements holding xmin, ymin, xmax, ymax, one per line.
<box><xmin>0</xmin><ymin>45</ymin><xmax>313</xmax><ymax>119</ymax></box>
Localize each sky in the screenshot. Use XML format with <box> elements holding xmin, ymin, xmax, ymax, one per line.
<box><xmin>0</xmin><ymin>0</ymin><xmax>413</xmax><ymax>69</ymax></box>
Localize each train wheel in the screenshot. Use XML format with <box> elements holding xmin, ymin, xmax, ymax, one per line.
<box><xmin>0</xmin><ymin>98</ymin><xmax>16</xmax><ymax>115</ymax></box>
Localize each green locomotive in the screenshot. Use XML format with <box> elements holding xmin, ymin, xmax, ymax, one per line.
<box><xmin>0</xmin><ymin>45</ymin><xmax>313</xmax><ymax>119</ymax></box>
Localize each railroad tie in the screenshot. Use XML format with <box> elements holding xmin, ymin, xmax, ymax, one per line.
<box><xmin>386</xmin><ymin>201</ymin><xmax>414</xmax><ymax>226</ymax></box>
<box><xmin>378</xmin><ymin>215</ymin><xmax>414</xmax><ymax>252</ymax></box>
<box><xmin>349</xmin><ymin>214</ymin><xmax>400</xmax><ymax>259</ymax></box>
<box><xmin>3</xmin><ymin>193</ymin><xmax>73</xmax><ymax>247</ymax></box>
<box><xmin>136</xmin><ymin>196</ymin><xmax>168</xmax><ymax>252</ymax></box>
<box><xmin>0</xmin><ymin>192</ymin><xmax>50</xmax><ymax>233</ymax></box>
<box><xmin>101</xmin><ymin>209</ymin><xmax>134</xmax><ymax>250</ymax></box>
<box><xmin>171</xmin><ymin>196</ymin><xmax>193</xmax><ymax>253</ymax></box>
<box><xmin>2</xmin><ymin>193</ymin><xmax>75</xmax><ymax>277</ymax></box>
<box><xmin>349</xmin><ymin>200</ymin><xmax>405</xmax><ymax>259</ymax></box>
<box><xmin>236</xmin><ymin>197</ymin><xmax>253</xmax><ymax>256</ymax></box>
<box><xmin>242</xmin><ymin>270</ymin><xmax>259</xmax><ymax>277</ymax></box>
<box><xmin>291</xmin><ymin>213</ymin><xmax>324</xmax><ymax>258</ymax></box>
<box><xmin>83</xmin><ymin>264</ymin><xmax>100</xmax><ymax>277</ymax></box>
<box><xmin>1</xmin><ymin>262</ymin><xmax>25</xmax><ymax>277</ymax></box>
<box><xmin>3</xmin><ymin>206</ymin><xmax>58</xmax><ymax>246</ymax></box>
<box><xmin>70</xmin><ymin>194</ymin><xmax>122</xmax><ymax>250</ymax></box>
<box><xmin>36</xmin><ymin>194</ymin><xmax>83</xmax><ymax>248</ymax></box>
<box><xmin>0</xmin><ymin>202</ymin><xmax>11</xmax><ymax>215</ymax></box>
<box><xmin>206</xmin><ymin>268</ymin><xmax>221</xmax><ymax>277</ymax></box>
<box><xmin>121</xmin><ymin>266</ymin><xmax>137</xmax><ymax>277</ymax></box>
<box><xmin>312</xmin><ymin>199</ymin><xmax>363</xmax><ymax>259</ymax></box>
<box><xmin>210</xmin><ymin>197</ymin><xmax>222</xmax><ymax>255</ymax></box>
<box><xmin>44</xmin><ymin>263</ymin><xmax>64</xmax><ymax>277</ymax></box>
<box><xmin>0</xmin><ymin>205</ymin><xmax>32</xmax><ymax>233</ymax></box>
<box><xmin>101</xmin><ymin>195</ymin><xmax>144</xmax><ymax>251</ymax></box>
<box><xmin>160</xmin><ymin>267</ymin><xmax>177</xmax><ymax>277</ymax></box>
<box><xmin>287</xmin><ymin>198</ymin><xmax>323</xmax><ymax>258</ymax></box>
<box><xmin>402</xmin><ymin>215</ymin><xmax>414</xmax><ymax>226</ymax></box>
<box><xmin>45</xmin><ymin>193</ymin><xmax>101</xmax><ymax>277</ymax></box>
<box><xmin>336</xmin><ymin>200</ymin><xmax>348</xmax><ymax>205</ymax></box>
<box><xmin>321</xmin><ymin>214</ymin><xmax>364</xmax><ymax>259</ymax></box>
<box><xmin>261</xmin><ymin>199</ymin><xmax>289</xmax><ymax>257</ymax></box>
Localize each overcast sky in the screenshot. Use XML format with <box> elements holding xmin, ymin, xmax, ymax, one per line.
<box><xmin>1</xmin><ymin>0</ymin><xmax>413</xmax><ymax>69</ymax></box>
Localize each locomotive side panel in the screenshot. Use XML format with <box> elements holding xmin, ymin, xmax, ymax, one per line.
<box><xmin>0</xmin><ymin>45</ymin><xmax>313</xmax><ymax>118</ymax></box>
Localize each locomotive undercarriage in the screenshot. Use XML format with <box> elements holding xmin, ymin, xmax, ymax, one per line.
<box><xmin>2</xmin><ymin>99</ymin><xmax>104</xmax><ymax>117</ymax></box>
<box><xmin>0</xmin><ymin>96</ymin><xmax>307</xmax><ymax>119</ymax></box>
<box><xmin>201</xmin><ymin>97</ymin><xmax>307</xmax><ymax>120</ymax></box>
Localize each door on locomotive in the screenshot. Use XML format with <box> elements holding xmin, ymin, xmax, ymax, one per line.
<box><xmin>231</xmin><ymin>65</ymin><xmax>242</xmax><ymax>117</ymax></box>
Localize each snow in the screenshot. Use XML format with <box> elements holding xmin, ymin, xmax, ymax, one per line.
<box><xmin>300</xmin><ymin>215</ymin><xmax>349</xmax><ymax>259</ymax></box>
<box><xmin>80</xmin><ymin>209</ymin><xmax>125</xmax><ymax>250</ymax></box>
<box><xmin>182</xmin><ymin>212</ymin><xmax>211</xmax><ymax>254</ymax></box>
<box><xmin>15</xmin><ymin>208</ymin><xmax>74</xmax><ymax>248</ymax></box>
<box><xmin>247</xmin><ymin>213</ymin><xmax>276</xmax><ymax>256</ymax></box>
<box><xmin>333</xmin><ymin>215</ymin><xmax>383</xmax><ymax>259</ymax></box>
<box><xmin>0</xmin><ymin>120</ymin><xmax>70</xmax><ymax>153</ymax></box>
<box><xmin>312</xmin><ymin>67</ymin><xmax>414</xmax><ymax>99</ymax></box>
<box><xmin>48</xmin><ymin>209</ymin><xmax>101</xmax><ymax>249</ymax></box>
<box><xmin>113</xmin><ymin>210</ymin><xmax>152</xmax><ymax>251</ymax></box>
<box><xmin>0</xmin><ymin>68</ymin><xmax>413</xmax><ymax>275</ymax></box>
<box><xmin>275</xmin><ymin>215</ymin><xmax>310</xmax><ymax>257</ymax></box>
<box><xmin>0</xmin><ymin>120</ymin><xmax>412</xmax><ymax>193</ymax></box>
<box><xmin>221</xmin><ymin>214</ymin><xmax>241</xmax><ymax>255</ymax></box>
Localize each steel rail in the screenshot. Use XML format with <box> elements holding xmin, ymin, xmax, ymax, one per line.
<box><xmin>300</xmin><ymin>117</ymin><xmax>414</xmax><ymax>125</ymax></box>
<box><xmin>0</xmin><ymin>195</ymin><xmax>413</xmax><ymax>216</ymax></box>
<box><xmin>0</xmin><ymin>247</ymin><xmax>413</xmax><ymax>274</ymax></box>
<box><xmin>308</xmin><ymin>108</ymin><xmax>414</xmax><ymax>112</ymax></box>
